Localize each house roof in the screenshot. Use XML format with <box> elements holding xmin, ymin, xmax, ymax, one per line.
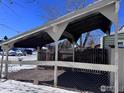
<box><xmin>110</xmin><ymin>26</ymin><xmax>124</xmax><ymax>35</ymax></box>
<box><xmin>102</xmin><ymin>26</ymin><xmax>124</xmax><ymax>38</ymax></box>
<box><xmin>0</xmin><ymin>0</ymin><xmax>116</xmax><ymax>48</ymax></box>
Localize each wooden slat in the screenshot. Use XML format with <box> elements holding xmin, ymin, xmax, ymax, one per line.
<box><xmin>3</xmin><ymin>61</ymin><xmax>117</xmax><ymax>72</ymax></box>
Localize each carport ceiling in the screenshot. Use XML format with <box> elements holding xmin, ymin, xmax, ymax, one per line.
<box><xmin>14</xmin><ymin>12</ymin><xmax>111</xmax><ymax>48</ymax></box>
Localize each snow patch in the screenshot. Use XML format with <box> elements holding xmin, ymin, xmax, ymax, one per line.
<box><xmin>0</xmin><ymin>80</ymin><xmax>79</xmax><ymax>93</ymax></box>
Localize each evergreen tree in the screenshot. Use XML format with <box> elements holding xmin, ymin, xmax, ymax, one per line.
<box><xmin>4</xmin><ymin>36</ymin><xmax>8</xmax><ymax>40</ymax></box>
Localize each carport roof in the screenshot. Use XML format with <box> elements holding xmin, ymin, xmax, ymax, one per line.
<box><xmin>0</xmin><ymin>0</ymin><xmax>116</xmax><ymax>48</ymax></box>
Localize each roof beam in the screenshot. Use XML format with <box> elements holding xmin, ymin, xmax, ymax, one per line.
<box><xmin>5</xmin><ymin>61</ymin><xmax>117</xmax><ymax>72</ymax></box>
<box><xmin>98</xmin><ymin>3</ymin><xmax>116</xmax><ymax>24</ymax></box>
<box><xmin>45</xmin><ymin>22</ymin><xmax>69</xmax><ymax>41</ymax></box>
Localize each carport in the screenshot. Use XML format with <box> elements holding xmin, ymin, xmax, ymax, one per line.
<box><xmin>0</xmin><ymin>0</ymin><xmax>120</xmax><ymax>93</ymax></box>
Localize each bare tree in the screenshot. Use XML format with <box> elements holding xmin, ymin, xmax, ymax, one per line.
<box><xmin>41</xmin><ymin>0</ymin><xmax>87</xmax><ymax>20</ymax></box>
<box><xmin>3</xmin><ymin>35</ymin><xmax>8</xmax><ymax>40</ymax></box>
<box><xmin>41</xmin><ymin>0</ymin><xmax>101</xmax><ymax>48</ymax></box>
<box><xmin>41</xmin><ymin>5</ymin><xmax>62</xmax><ymax>21</ymax></box>
<box><xmin>67</xmin><ymin>0</ymin><xmax>86</xmax><ymax>47</ymax></box>
<box><xmin>41</xmin><ymin>0</ymin><xmax>88</xmax><ymax>47</ymax></box>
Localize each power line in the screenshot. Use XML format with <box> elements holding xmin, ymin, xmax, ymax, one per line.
<box><xmin>0</xmin><ymin>24</ymin><xmax>20</xmax><ymax>33</ymax></box>
<box><xmin>24</xmin><ymin>0</ymin><xmax>37</xmax><ymax>4</ymax></box>
<box><xmin>2</xmin><ymin>2</ymin><xmax>20</xmax><ymax>18</ymax></box>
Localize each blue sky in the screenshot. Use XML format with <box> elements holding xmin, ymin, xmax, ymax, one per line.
<box><xmin>0</xmin><ymin>0</ymin><xmax>124</xmax><ymax>40</ymax></box>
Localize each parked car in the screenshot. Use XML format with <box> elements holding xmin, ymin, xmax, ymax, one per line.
<box><xmin>0</xmin><ymin>51</ymin><xmax>3</xmax><ymax>55</ymax></box>
<box><xmin>9</xmin><ymin>50</ymin><xmax>16</xmax><ymax>56</ymax></box>
<box><xmin>16</xmin><ymin>50</ymin><xmax>25</xmax><ymax>56</ymax></box>
<box><xmin>24</xmin><ymin>50</ymin><xmax>32</xmax><ymax>55</ymax></box>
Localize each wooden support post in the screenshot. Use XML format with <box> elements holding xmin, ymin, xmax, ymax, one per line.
<box><xmin>37</xmin><ymin>46</ymin><xmax>42</xmax><ymax>61</ymax></box>
<box><xmin>1</xmin><ymin>44</ymin><xmax>13</xmax><ymax>79</ymax></box>
<box><xmin>37</xmin><ymin>46</ymin><xmax>40</xmax><ymax>61</ymax></box>
<box><xmin>114</xmin><ymin>1</ymin><xmax>119</xmax><ymax>93</ymax></box>
<box><xmin>5</xmin><ymin>50</ymin><xmax>9</xmax><ymax>79</ymax></box>
<box><xmin>54</xmin><ymin>41</ymin><xmax>58</xmax><ymax>87</ymax></box>
<box><xmin>46</xmin><ymin>49</ymin><xmax>49</xmax><ymax>61</ymax></box>
<box><xmin>36</xmin><ymin>46</ymin><xmax>42</xmax><ymax>70</ymax></box>
<box><xmin>0</xmin><ymin>51</ymin><xmax>4</xmax><ymax>78</ymax></box>
<box><xmin>72</xmin><ymin>42</ymin><xmax>75</xmax><ymax>62</ymax></box>
<box><xmin>33</xmin><ymin>80</ymin><xmax>39</xmax><ymax>85</ymax></box>
<box><xmin>72</xmin><ymin>42</ymin><xmax>75</xmax><ymax>72</ymax></box>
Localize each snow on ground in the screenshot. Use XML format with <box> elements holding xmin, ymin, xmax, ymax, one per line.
<box><xmin>0</xmin><ymin>54</ymin><xmax>79</xmax><ymax>93</ymax></box>
<box><xmin>1</xmin><ymin>65</ymin><xmax>36</xmax><ymax>77</ymax></box>
<box><xmin>0</xmin><ymin>54</ymin><xmax>37</xmax><ymax>61</ymax></box>
<box><xmin>0</xmin><ymin>54</ymin><xmax>37</xmax><ymax>77</ymax></box>
<box><xmin>7</xmin><ymin>64</ymin><xmax>36</xmax><ymax>73</ymax></box>
<box><xmin>0</xmin><ymin>80</ymin><xmax>79</xmax><ymax>93</ymax></box>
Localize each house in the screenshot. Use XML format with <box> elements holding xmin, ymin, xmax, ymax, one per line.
<box><xmin>101</xmin><ymin>26</ymin><xmax>124</xmax><ymax>48</ymax></box>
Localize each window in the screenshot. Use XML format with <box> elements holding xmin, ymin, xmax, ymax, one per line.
<box><xmin>118</xmin><ymin>42</ymin><xmax>124</xmax><ymax>48</ymax></box>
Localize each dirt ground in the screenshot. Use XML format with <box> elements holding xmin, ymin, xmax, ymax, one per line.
<box><xmin>7</xmin><ymin>67</ymin><xmax>111</xmax><ymax>93</ymax></box>
<box><xmin>8</xmin><ymin>67</ymin><xmax>65</xmax><ymax>84</ymax></box>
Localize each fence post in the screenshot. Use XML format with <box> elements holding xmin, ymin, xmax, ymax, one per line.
<box><xmin>54</xmin><ymin>41</ymin><xmax>58</xmax><ymax>87</ymax></box>
<box><xmin>53</xmin><ymin>25</ymin><xmax>59</xmax><ymax>87</ymax></box>
<box><xmin>0</xmin><ymin>51</ymin><xmax>4</xmax><ymax>78</ymax></box>
<box><xmin>1</xmin><ymin>44</ymin><xmax>13</xmax><ymax>79</ymax></box>
<box><xmin>5</xmin><ymin>49</ymin><xmax>9</xmax><ymax>79</ymax></box>
<box><xmin>114</xmin><ymin>0</ymin><xmax>120</xmax><ymax>93</ymax></box>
